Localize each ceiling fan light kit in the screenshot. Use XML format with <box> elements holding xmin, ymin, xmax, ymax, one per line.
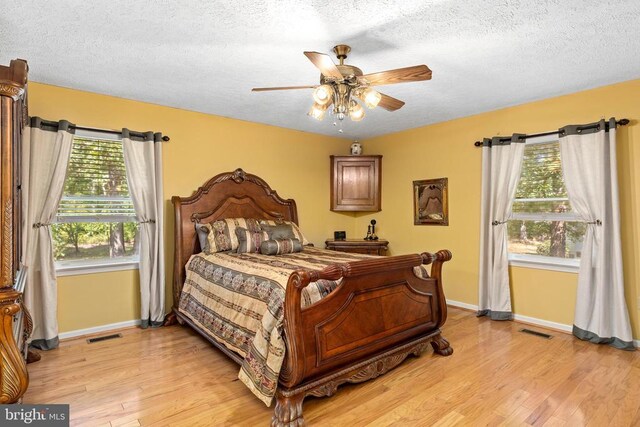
<box><xmin>349</xmin><ymin>100</ymin><xmax>365</xmax><ymax>121</ymax></box>
<box><xmin>361</xmin><ymin>87</ymin><xmax>382</xmax><ymax>109</ymax></box>
<box><xmin>252</xmin><ymin>44</ymin><xmax>432</xmax><ymax>130</ymax></box>
<box><xmin>308</xmin><ymin>102</ymin><xmax>329</xmax><ymax>120</ymax></box>
<box><xmin>313</xmin><ymin>84</ymin><xmax>333</xmax><ymax>105</ymax></box>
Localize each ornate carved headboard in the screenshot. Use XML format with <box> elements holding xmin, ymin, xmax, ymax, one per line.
<box><xmin>171</xmin><ymin>168</ymin><xmax>298</xmax><ymax>307</ymax></box>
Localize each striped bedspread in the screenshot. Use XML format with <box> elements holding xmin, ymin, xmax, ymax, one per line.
<box><xmin>177</xmin><ymin>246</ymin><xmax>378</xmax><ymax>406</ymax></box>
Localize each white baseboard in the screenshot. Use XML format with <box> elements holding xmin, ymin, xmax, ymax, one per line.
<box><xmin>513</xmin><ymin>313</ymin><xmax>572</xmax><ymax>333</ymax></box>
<box><xmin>59</xmin><ymin>319</ymin><xmax>141</xmax><ymax>340</ymax></box>
<box><xmin>447</xmin><ymin>299</ymin><xmax>571</xmax><ymax>333</ymax></box>
<box><xmin>446</xmin><ymin>300</ymin><xmax>478</xmax><ymax>312</ymax></box>
<box><xmin>447</xmin><ymin>299</ymin><xmax>638</xmax><ymax>348</ymax></box>
<box><xmin>447</xmin><ymin>299</ymin><xmax>573</xmax><ymax>333</ymax></box>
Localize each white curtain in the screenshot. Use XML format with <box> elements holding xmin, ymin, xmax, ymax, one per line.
<box><xmin>122</xmin><ymin>130</ymin><xmax>165</xmax><ymax>328</ymax></box>
<box><xmin>478</xmin><ymin>135</ymin><xmax>525</xmax><ymax>320</ymax></box>
<box><xmin>559</xmin><ymin>119</ymin><xmax>634</xmax><ymax>350</ymax></box>
<box><xmin>22</xmin><ymin>118</ymin><xmax>74</xmax><ymax>350</ymax></box>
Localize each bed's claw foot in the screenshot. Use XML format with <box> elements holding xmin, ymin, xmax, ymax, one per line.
<box><xmin>26</xmin><ymin>349</ymin><xmax>41</xmax><ymax>364</ymax></box>
<box><xmin>431</xmin><ymin>334</ymin><xmax>453</xmax><ymax>356</ymax></box>
<box><xmin>163</xmin><ymin>311</ymin><xmax>177</xmax><ymax>326</ymax></box>
<box><xmin>272</xmin><ymin>391</ymin><xmax>305</xmax><ymax>427</ymax></box>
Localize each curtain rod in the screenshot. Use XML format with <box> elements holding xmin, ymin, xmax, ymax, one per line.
<box><xmin>75</xmin><ymin>125</ymin><xmax>171</xmax><ymax>142</ymax></box>
<box><xmin>33</xmin><ymin>118</ymin><xmax>170</xmax><ymax>142</ymax></box>
<box><xmin>473</xmin><ymin>118</ymin><xmax>629</xmax><ymax>147</ymax></box>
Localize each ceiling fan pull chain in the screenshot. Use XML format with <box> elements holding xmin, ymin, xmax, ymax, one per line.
<box><xmin>333</xmin><ymin>116</ymin><xmax>344</xmax><ymax>133</ymax></box>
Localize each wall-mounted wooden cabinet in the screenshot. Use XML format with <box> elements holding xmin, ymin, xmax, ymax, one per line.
<box><xmin>330</xmin><ymin>155</ymin><xmax>381</xmax><ymax>212</ymax></box>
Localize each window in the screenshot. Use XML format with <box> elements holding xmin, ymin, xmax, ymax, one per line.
<box><xmin>507</xmin><ymin>134</ymin><xmax>585</xmax><ymax>271</ymax></box>
<box><xmin>53</xmin><ymin>130</ymin><xmax>139</xmax><ymax>273</ymax></box>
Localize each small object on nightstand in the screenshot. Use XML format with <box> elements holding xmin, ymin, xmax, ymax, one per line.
<box><xmin>364</xmin><ymin>219</ymin><xmax>379</xmax><ymax>240</ymax></box>
<box><xmin>370</xmin><ymin>219</ymin><xmax>378</xmax><ymax>240</ymax></box>
<box><xmin>325</xmin><ymin>238</ymin><xmax>389</xmax><ymax>256</ymax></box>
<box><xmin>334</xmin><ymin>231</ymin><xmax>346</xmax><ymax>240</ymax></box>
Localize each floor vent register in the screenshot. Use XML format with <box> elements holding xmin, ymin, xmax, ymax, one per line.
<box><xmin>519</xmin><ymin>328</ymin><xmax>552</xmax><ymax>339</ymax></box>
<box><xmin>86</xmin><ymin>333</ymin><xmax>123</xmax><ymax>344</ymax></box>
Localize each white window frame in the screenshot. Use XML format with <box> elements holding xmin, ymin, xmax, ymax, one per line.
<box><xmin>507</xmin><ymin>133</ymin><xmax>580</xmax><ymax>273</ymax></box>
<box><xmin>54</xmin><ymin>129</ymin><xmax>139</xmax><ymax>276</ymax></box>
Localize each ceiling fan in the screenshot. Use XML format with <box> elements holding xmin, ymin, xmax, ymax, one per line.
<box><xmin>252</xmin><ymin>45</ymin><xmax>432</xmax><ymax>128</ymax></box>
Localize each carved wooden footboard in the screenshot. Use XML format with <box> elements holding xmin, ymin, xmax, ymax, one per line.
<box><xmin>168</xmin><ymin>169</ymin><xmax>453</xmax><ymax>426</ymax></box>
<box><xmin>273</xmin><ymin>250</ymin><xmax>452</xmax><ymax>426</ymax></box>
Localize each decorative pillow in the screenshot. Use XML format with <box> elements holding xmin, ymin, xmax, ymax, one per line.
<box><xmin>260</xmin><ymin>238</ymin><xmax>303</xmax><ymax>255</ymax></box>
<box><xmin>261</xmin><ymin>223</ymin><xmax>296</xmax><ymax>240</ymax></box>
<box><xmin>235</xmin><ymin>227</ymin><xmax>270</xmax><ymax>254</ymax></box>
<box><xmin>259</xmin><ymin>220</ymin><xmax>309</xmax><ymax>245</ymax></box>
<box><xmin>204</xmin><ymin>218</ymin><xmax>262</xmax><ymax>253</ymax></box>
<box><xmin>195</xmin><ymin>223</ymin><xmax>210</xmax><ymax>253</ymax></box>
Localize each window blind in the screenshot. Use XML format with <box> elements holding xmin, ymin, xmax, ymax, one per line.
<box><xmin>56</xmin><ymin>136</ymin><xmax>136</xmax><ymax>223</ymax></box>
<box><xmin>512</xmin><ymin>140</ymin><xmax>576</xmax><ymax>219</ymax></box>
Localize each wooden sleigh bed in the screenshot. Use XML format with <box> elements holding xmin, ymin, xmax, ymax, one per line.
<box><xmin>165</xmin><ymin>168</ymin><xmax>453</xmax><ymax>426</ymax></box>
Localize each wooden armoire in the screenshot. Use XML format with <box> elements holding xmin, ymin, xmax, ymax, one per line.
<box><xmin>0</xmin><ymin>59</ymin><xmax>31</xmax><ymax>403</ymax></box>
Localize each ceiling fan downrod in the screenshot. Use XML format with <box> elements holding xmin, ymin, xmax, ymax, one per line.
<box><xmin>333</xmin><ymin>44</ymin><xmax>351</xmax><ymax>65</ymax></box>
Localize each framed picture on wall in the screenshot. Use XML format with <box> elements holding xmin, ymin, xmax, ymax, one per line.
<box><xmin>413</xmin><ymin>178</ymin><xmax>448</xmax><ymax>226</ymax></box>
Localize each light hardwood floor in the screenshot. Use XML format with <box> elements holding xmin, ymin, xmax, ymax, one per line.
<box><xmin>24</xmin><ymin>307</ymin><xmax>640</xmax><ymax>426</ymax></box>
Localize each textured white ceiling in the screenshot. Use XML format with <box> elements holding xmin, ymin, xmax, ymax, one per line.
<box><xmin>2</xmin><ymin>1</ymin><xmax>639</xmax><ymax>139</ymax></box>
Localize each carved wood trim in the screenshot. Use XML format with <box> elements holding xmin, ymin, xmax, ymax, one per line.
<box><xmin>178</xmin><ymin>168</ymin><xmax>298</xmax><ymax>215</ymax></box>
<box><xmin>271</xmin><ymin>391</ymin><xmax>305</xmax><ymax>427</ymax></box>
<box><xmin>20</xmin><ymin>300</ymin><xmax>40</xmax><ymax>364</ymax></box>
<box><xmin>272</xmin><ymin>330</ymin><xmax>452</xmax><ymax>426</ymax></box>
<box><xmin>425</xmin><ymin>250</ymin><xmax>452</xmax><ymax>328</ymax></box>
<box><xmin>190</xmin><ymin>197</ymin><xmax>285</xmax><ymax>224</ymax></box>
<box><xmin>0</xmin><ymin>289</ymin><xmax>28</xmax><ymax>403</ymax></box>
<box><xmin>1</xmin><ymin>96</ymin><xmax>14</xmax><ymax>289</ymax></box>
<box><xmin>20</xmin><ymin>300</ymin><xmax>33</xmax><ymax>347</ymax></box>
<box><xmin>1</xmin><ymin>199</ymin><xmax>12</xmax><ymax>284</ymax></box>
<box><xmin>0</xmin><ymin>60</ymin><xmax>28</xmax><ymax>100</ymax></box>
<box><xmin>171</xmin><ymin>168</ymin><xmax>299</xmax><ymax>313</ymax></box>
<box><xmin>279</xmin><ymin>330</ymin><xmax>441</xmax><ymax>399</ymax></box>
<box><xmin>431</xmin><ymin>333</ymin><xmax>454</xmax><ymax>356</ymax></box>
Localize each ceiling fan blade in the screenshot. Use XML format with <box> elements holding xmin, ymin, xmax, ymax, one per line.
<box><xmin>359</xmin><ymin>65</ymin><xmax>432</xmax><ymax>86</ymax></box>
<box><xmin>252</xmin><ymin>85</ymin><xmax>317</xmax><ymax>92</ymax></box>
<box><xmin>303</xmin><ymin>51</ymin><xmax>344</xmax><ymax>80</ymax></box>
<box><xmin>377</xmin><ymin>92</ymin><xmax>405</xmax><ymax>111</ymax></box>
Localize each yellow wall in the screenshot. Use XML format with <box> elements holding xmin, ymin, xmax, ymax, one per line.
<box><xmin>28</xmin><ymin>82</ymin><xmax>354</xmax><ymax>332</ymax></box>
<box><xmin>56</xmin><ymin>269</ymin><xmax>140</xmax><ymax>332</ymax></box>
<box><xmin>357</xmin><ymin>79</ymin><xmax>640</xmax><ymax>338</ymax></box>
<box><xmin>29</xmin><ymin>79</ymin><xmax>640</xmax><ymax>339</ymax></box>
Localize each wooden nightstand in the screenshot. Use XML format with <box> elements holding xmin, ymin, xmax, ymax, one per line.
<box><xmin>325</xmin><ymin>239</ymin><xmax>389</xmax><ymax>256</ymax></box>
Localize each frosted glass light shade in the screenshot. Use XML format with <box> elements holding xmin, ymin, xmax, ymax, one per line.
<box><xmin>313</xmin><ymin>85</ymin><xmax>333</xmax><ymax>106</ymax></box>
<box><xmin>308</xmin><ymin>103</ymin><xmax>327</xmax><ymax>120</ymax></box>
<box><xmin>349</xmin><ymin>101</ymin><xmax>365</xmax><ymax>121</ymax></box>
<box><xmin>362</xmin><ymin>87</ymin><xmax>381</xmax><ymax>109</ymax></box>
